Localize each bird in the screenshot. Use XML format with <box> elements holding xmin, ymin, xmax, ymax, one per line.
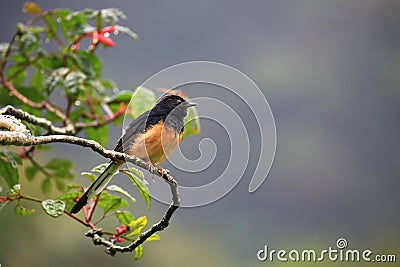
<box><xmin>70</xmin><ymin>94</ymin><xmax>196</xmax><ymax>214</ymax></box>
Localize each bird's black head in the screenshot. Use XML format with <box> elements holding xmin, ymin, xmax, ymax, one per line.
<box><xmin>154</xmin><ymin>94</ymin><xmax>196</xmax><ymax>119</ymax></box>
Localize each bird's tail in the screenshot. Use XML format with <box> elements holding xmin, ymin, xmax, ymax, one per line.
<box><xmin>70</xmin><ymin>161</ymin><xmax>121</xmax><ymax>214</ymax></box>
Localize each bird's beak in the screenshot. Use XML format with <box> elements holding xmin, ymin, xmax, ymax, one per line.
<box><xmin>186</xmin><ymin>102</ymin><xmax>197</xmax><ymax>107</ymax></box>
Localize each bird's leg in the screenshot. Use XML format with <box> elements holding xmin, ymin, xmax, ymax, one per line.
<box><xmin>156</xmin><ymin>166</ymin><xmax>170</xmax><ymax>176</ymax></box>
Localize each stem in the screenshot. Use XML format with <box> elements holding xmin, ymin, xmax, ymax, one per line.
<box><xmin>87</xmin><ymin>192</ymin><xmax>101</xmax><ymax>223</ymax></box>
<box><xmin>0</xmin><ymin>31</ymin><xmax>19</xmax><ymax>79</ymax></box>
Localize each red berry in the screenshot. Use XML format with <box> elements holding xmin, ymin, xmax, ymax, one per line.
<box><xmin>117</xmin><ymin>237</ymin><xmax>124</xmax><ymax>243</ymax></box>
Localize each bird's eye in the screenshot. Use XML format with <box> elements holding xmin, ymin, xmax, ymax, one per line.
<box><xmin>177</xmin><ymin>99</ymin><xmax>182</xmax><ymax>104</ymax></box>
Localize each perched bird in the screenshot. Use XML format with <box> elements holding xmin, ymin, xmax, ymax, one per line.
<box><xmin>70</xmin><ymin>94</ymin><xmax>196</xmax><ymax>214</ymax></box>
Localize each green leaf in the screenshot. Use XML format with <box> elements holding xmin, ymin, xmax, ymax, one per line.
<box><xmin>97</xmin><ymin>192</ymin><xmax>129</xmax><ymax>214</ymax></box>
<box><xmin>63</xmin><ymin>71</ymin><xmax>86</xmax><ymax>97</ymax></box>
<box><xmin>65</xmin><ymin>183</ymin><xmax>83</xmax><ymax>192</ymax></box>
<box><xmin>126</xmin><ymin>216</ymin><xmax>147</xmax><ymax>237</ymax></box>
<box><xmin>70</xmin><ymin>50</ymin><xmax>102</xmax><ymax>78</ymax></box>
<box><xmin>121</xmin><ymin>167</ymin><xmax>143</xmax><ymax>179</ymax></box>
<box><xmin>41</xmin><ymin>199</ymin><xmax>65</xmax><ymax>218</ymax></box>
<box><xmin>84</xmin><ymin>124</ymin><xmax>108</xmax><ymax>147</ymax></box>
<box><xmin>183</xmin><ymin>105</ymin><xmax>201</xmax><ymax>138</ymax></box>
<box><xmin>57</xmin><ymin>191</ymin><xmax>80</xmax><ymax>211</ymax></box>
<box><xmin>6</xmin><ymin>65</ymin><xmax>26</xmax><ymax>86</ymax></box>
<box><xmin>121</xmin><ymin>170</ymin><xmax>150</xmax><ymax>209</ymax></box>
<box><xmin>101</xmin><ymin>79</ymin><xmax>117</xmax><ymax>90</ymax></box>
<box><xmin>91</xmin><ymin>163</ymin><xmax>110</xmax><ymax>174</ymax></box>
<box><xmin>115</xmin><ymin>210</ymin><xmax>134</xmax><ymax>225</ymax></box>
<box><xmin>44</xmin><ymin>15</ymin><xmax>58</xmax><ymax>41</ymax></box>
<box><xmin>37</xmin><ymin>54</ymin><xmax>63</xmax><ymax>71</ymax></box>
<box><xmin>17</xmin><ymin>23</ymin><xmax>45</xmax><ymax>34</ymax></box>
<box><xmin>133</xmin><ymin>244</ymin><xmax>144</xmax><ymax>260</ymax></box>
<box><xmin>25</xmin><ymin>166</ymin><xmax>39</xmax><ymax>181</ymax></box>
<box><xmin>105</xmin><ymin>90</ymin><xmax>132</xmax><ymax>103</ymax></box>
<box><xmin>45</xmin><ymin>158</ymin><xmax>73</xmax><ymax>179</ymax></box>
<box><xmin>129</xmin><ymin>86</ymin><xmax>156</xmax><ymax>118</ymax></box>
<box><xmin>81</xmin><ymin>171</ymin><xmax>98</xmax><ymax>182</ymax></box>
<box><xmin>115</xmin><ymin>25</ymin><xmax>138</xmax><ymax>41</ymax></box>
<box><xmin>69</xmin><ymin>106</ymin><xmax>85</xmax><ymax>122</ymax></box>
<box><xmin>11</xmin><ymin>54</ymin><xmax>26</xmax><ymax>64</ymax></box>
<box><xmin>54</xmin><ymin>178</ymin><xmax>66</xmax><ymax>191</ymax></box>
<box><xmin>0</xmin><ymin>150</ymin><xmax>22</xmax><ymax>168</ymax></box>
<box><xmin>100</xmin><ymin>8</ymin><xmax>126</xmax><ymax>24</ymax></box>
<box><xmin>14</xmin><ymin>205</ymin><xmax>35</xmax><ymax>217</ymax></box>
<box><xmin>0</xmin><ymin>158</ymin><xmax>19</xmax><ymax>188</ymax></box>
<box><xmin>63</xmin><ymin>11</ymin><xmax>88</xmax><ymax>37</ymax></box>
<box><xmin>107</xmin><ymin>184</ymin><xmax>136</xmax><ymax>203</ymax></box>
<box><xmin>45</xmin><ymin>67</ymin><xmax>69</xmax><ymax>93</ymax></box>
<box><xmin>147</xmin><ymin>233</ymin><xmax>160</xmax><ymax>241</ymax></box>
<box><xmin>30</xmin><ymin>70</ymin><xmax>45</xmax><ymax>91</ymax></box>
<box><xmin>41</xmin><ymin>178</ymin><xmax>51</xmax><ymax>194</ymax></box>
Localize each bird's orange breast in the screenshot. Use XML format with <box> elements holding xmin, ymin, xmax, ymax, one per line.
<box><xmin>127</xmin><ymin>122</ymin><xmax>183</xmax><ymax>165</ymax></box>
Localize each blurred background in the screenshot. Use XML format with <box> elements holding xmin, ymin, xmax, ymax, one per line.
<box><xmin>1</xmin><ymin>1</ymin><xmax>399</xmax><ymax>266</ymax></box>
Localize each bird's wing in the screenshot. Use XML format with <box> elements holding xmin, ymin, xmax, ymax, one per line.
<box><xmin>114</xmin><ymin>110</ymin><xmax>163</xmax><ymax>153</ymax></box>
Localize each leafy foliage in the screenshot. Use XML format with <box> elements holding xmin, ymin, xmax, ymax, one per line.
<box><xmin>0</xmin><ymin>2</ymin><xmax>198</xmax><ymax>260</ymax></box>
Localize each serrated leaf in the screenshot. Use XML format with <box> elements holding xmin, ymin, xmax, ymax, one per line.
<box><xmin>115</xmin><ymin>210</ymin><xmax>134</xmax><ymax>225</ymax></box>
<box><xmin>97</xmin><ymin>193</ymin><xmax>129</xmax><ymax>214</ymax></box>
<box><xmin>0</xmin><ymin>158</ymin><xmax>19</xmax><ymax>188</ymax></box>
<box><xmin>129</xmin><ymin>86</ymin><xmax>156</xmax><ymax>118</ymax></box>
<box><xmin>107</xmin><ymin>184</ymin><xmax>136</xmax><ymax>203</ymax></box>
<box><xmin>14</xmin><ymin>205</ymin><xmax>35</xmax><ymax>217</ymax></box>
<box><xmin>126</xmin><ymin>216</ymin><xmax>147</xmax><ymax>237</ymax></box>
<box><xmin>133</xmin><ymin>244</ymin><xmax>143</xmax><ymax>260</ymax></box>
<box><xmin>121</xmin><ymin>170</ymin><xmax>150</xmax><ymax>209</ymax></box>
<box><xmin>25</xmin><ymin>166</ymin><xmax>38</xmax><ymax>181</ymax></box>
<box><xmin>41</xmin><ymin>199</ymin><xmax>65</xmax><ymax>218</ymax></box>
<box><xmin>115</xmin><ymin>25</ymin><xmax>138</xmax><ymax>41</ymax></box>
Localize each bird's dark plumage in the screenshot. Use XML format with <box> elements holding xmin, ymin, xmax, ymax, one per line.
<box><xmin>70</xmin><ymin>94</ymin><xmax>195</xmax><ymax>214</ymax></box>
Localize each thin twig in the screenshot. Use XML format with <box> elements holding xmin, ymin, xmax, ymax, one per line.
<box><xmin>1</xmin><ymin>79</ymin><xmax>67</xmax><ymax>121</ymax></box>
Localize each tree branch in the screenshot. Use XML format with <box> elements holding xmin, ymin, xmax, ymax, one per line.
<box><xmin>0</xmin><ymin>119</ymin><xmax>180</xmax><ymax>256</ymax></box>
<box><xmin>1</xmin><ymin>105</ymin><xmax>75</xmax><ymax>134</ymax></box>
